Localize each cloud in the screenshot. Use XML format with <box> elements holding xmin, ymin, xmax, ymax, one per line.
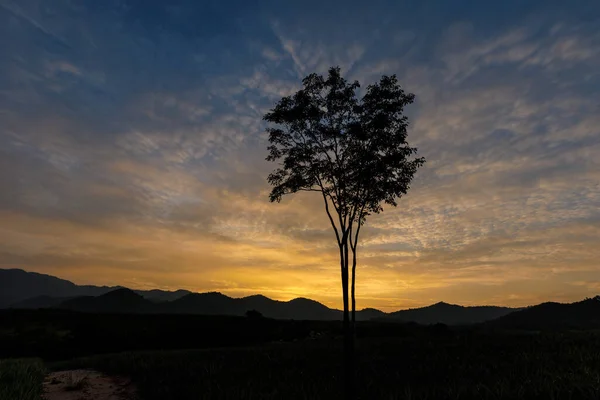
<box><xmin>0</xmin><ymin>0</ymin><xmax>599</xmax><ymax>311</ymax></box>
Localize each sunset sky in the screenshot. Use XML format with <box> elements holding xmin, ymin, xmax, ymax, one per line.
<box><xmin>1</xmin><ymin>0</ymin><xmax>599</xmax><ymax>311</ymax></box>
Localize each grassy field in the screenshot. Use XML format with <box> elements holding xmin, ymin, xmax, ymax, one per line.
<box><xmin>3</xmin><ymin>310</ymin><xmax>600</xmax><ymax>399</ymax></box>
<box><xmin>46</xmin><ymin>333</ymin><xmax>600</xmax><ymax>400</ymax></box>
<box><xmin>0</xmin><ymin>358</ymin><xmax>46</xmax><ymax>400</ymax></box>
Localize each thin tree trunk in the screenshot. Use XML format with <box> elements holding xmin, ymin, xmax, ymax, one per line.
<box><xmin>350</xmin><ymin>220</ymin><xmax>361</xmax><ymax>343</ymax></box>
<box><xmin>351</xmin><ymin>245</ymin><xmax>357</xmax><ymax>332</ymax></box>
<box><xmin>341</xmin><ymin>241</ymin><xmax>354</xmax><ymax>400</ymax></box>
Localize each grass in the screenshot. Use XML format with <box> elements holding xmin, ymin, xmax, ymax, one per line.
<box><xmin>0</xmin><ymin>358</ymin><xmax>46</xmax><ymax>400</ymax></box>
<box><xmin>48</xmin><ymin>333</ymin><xmax>600</xmax><ymax>400</ymax></box>
<box><xmin>2</xmin><ymin>317</ymin><xmax>600</xmax><ymax>400</ymax></box>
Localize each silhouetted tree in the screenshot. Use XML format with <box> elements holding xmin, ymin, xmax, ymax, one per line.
<box><xmin>264</xmin><ymin>66</ymin><xmax>424</xmax><ymax>399</ymax></box>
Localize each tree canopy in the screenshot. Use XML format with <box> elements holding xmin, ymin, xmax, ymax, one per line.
<box><xmin>265</xmin><ymin>66</ymin><xmax>425</xmax><ymax>247</ymax></box>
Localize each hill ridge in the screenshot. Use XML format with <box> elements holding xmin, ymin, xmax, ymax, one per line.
<box><xmin>5</xmin><ymin>268</ymin><xmax>595</xmax><ymax>326</ymax></box>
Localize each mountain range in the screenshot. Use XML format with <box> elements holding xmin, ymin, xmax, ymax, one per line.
<box><xmin>486</xmin><ymin>297</ymin><xmax>600</xmax><ymax>330</ymax></box>
<box><xmin>0</xmin><ymin>268</ymin><xmax>386</xmax><ymax>321</ymax></box>
<box><xmin>3</xmin><ymin>268</ymin><xmax>598</xmax><ymax>327</ymax></box>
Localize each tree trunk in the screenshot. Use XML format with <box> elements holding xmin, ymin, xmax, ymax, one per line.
<box><xmin>351</xmin><ymin>247</ymin><xmax>357</xmax><ymax>328</ymax></box>
<box><xmin>340</xmin><ymin>241</ymin><xmax>354</xmax><ymax>400</ymax></box>
<box><xmin>351</xmin><ymin>245</ymin><xmax>357</xmax><ymax>345</ymax></box>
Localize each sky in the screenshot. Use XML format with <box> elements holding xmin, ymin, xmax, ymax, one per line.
<box><xmin>1</xmin><ymin>0</ymin><xmax>599</xmax><ymax>311</ymax></box>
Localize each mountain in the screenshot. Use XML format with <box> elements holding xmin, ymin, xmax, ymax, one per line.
<box><xmin>47</xmin><ymin>289</ymin><xmax>370</xmax><ymax>320</ymax></box>
<box><xmin>162</xmin><ymin>293</ymin><xmax>342</xmax><ymax>320</ymax></box>
<box><xmin>134</xmin><ymin>289</ymin><xmax>191</xmax><ymax>303</ymax></box>
<box><xmin>486</xmin><ymin>297</ymin><xmax>600</xmax><ymax>330</ymax></box>
<box><xmin>0</xmin><ymin>269</ymin><xmax>190</xmax><ymax>307</ymax></box>
<box><xmin>0</xmin><ymin>268</ymin><xmax>120</xmax><ymax>306</ymax></box>
<box><xmin>0</xmin><ymin>294</ymin><xmax>13</xmax><ymax>309</ymax></box>
<box><xmin>0</xmin><ymin>269</ymin><xmax>385</xmax><ymax>321</ymax></box>
<box><xmin>382</xmin><ymin>301</ymin><xmax>517</xmax><ymax>325</ymax></box>
<box><xmin>356</xmin><ymin>308</ymin><xmax>387</xmax><ymax>321</ymax></box>
<box><xmin>283</xmin><ymin>297</ymin><xmax>338</xmax><ymax>320</ymax></box>
<box><xmin>164</xmin><ymin>292</ymin><xmax>237</xmax><ymax>315</ymax></box>
<box><xmin>8</xmin><ymin>295</ymin><xmax>77</xmax><ymax>309</ymax></box>
<box><xmin>58</xmin><ymin>288</ymin><xmax>154</xmax><ymax>314</ymax></box>
<box><xmin>8</xmin><ymin>268</ymin><xmax>597</xmax><ymax>326</ymax></box>
<box><xmin>163</xmin><ymin>293</ymin><xmax>382</xmax><ymax>320</ymax></box>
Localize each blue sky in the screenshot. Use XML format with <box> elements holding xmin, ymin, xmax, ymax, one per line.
<box><xmin>1</xmin><ymin>0</ymin><xmax>599</xmax><ymax>310</ymax></box>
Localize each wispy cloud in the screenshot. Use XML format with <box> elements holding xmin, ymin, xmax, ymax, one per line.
<box><xmin>0</xmin><ymin>0</ymin><xmax>599</xmax><ymax>311</ymax></box>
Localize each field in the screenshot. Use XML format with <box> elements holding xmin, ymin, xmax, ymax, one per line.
<box><xmin>43</xmin><ymin>333</ymin><xmax>600</xmax><ymax>400</ymax></box>
<box><xmin>0</xmin><ymin>359</ymin><xmax>46</xmax><ymax>400</ymax></box>
<box><xmin>2</xmin><ymin>310</ymin><xmax>600</xmax><ymax>399</ymax></box>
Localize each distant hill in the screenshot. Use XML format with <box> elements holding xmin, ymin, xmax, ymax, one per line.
<box><xmin>0</xmin><ymin>269</ymin><xmax>385</xmax><ymax>321</ymax></box>
<box><xmin>163</xmin><ymin>292</ymin><xmax>238</xmax><ymax>315</ymax></box>
<box><xmin>51</xmin><ymin>289</ymin><xmax>385</xmax><ymax>320</ymax></box>
<box><xmin>0</xmin><ymin>268</ymin><xmax>120</xmax><ymax>305</ymax></box>
<box><xmin>381</xmin><ymin>302</ymin><xmax>517</xmax><ymax>325</ymax></box>
<box><xmin>357</xmin><ymin>308</ymin><xmax>387</xmax><ymax>321</ymax></box>
<box><xmin>134</xmin><ymin>289</ymin><xmax>191</xmax><ymax>303</ymax></box>
<box><xmin>160</xmin><ymin>293</ymin><xmax>370</xmax><ymax>320</ymax></box>
<box><xmin>486</xmin><ymin>297</ymin><xmax>600</xmax><ymax>330</ymax></box>
<box><xmin>283</xmin><ymin>297</ymin><xmax>339</xmax><ymax>320</ymax></box>
<box><xmin>58</xmin><ymin>288</ymin><xmax>154</xmax><ymax>314</ymax></box>
<box><xmin>8</xmin><ymin>295</ymin><xmax>77</xmax><ymax>309</ymax></box>
<box><xmin>5</xmin><ymin>268</ymin><xmax>597</xmax><ymax>327</ymax></box>
<box><xmin>0</xmin><ymin>295</ymin><xmax>13</xmax><ymax>309</ymax></box>
<box><xmin>0</xmin><ymin>269</ymin><xmax>189</xmax><ymax>308</ymax></box>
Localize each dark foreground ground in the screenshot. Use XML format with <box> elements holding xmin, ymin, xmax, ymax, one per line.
<box><xmin>1</xmin><ymin>310</ymin><xmax>600</xmax><ymax>400</ymax></box>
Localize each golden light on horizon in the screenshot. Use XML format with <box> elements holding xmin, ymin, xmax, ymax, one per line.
<box><xmin>1</xmin><ymin>1</ymin><xmax>599</xmax><ymax>312</ymax></box>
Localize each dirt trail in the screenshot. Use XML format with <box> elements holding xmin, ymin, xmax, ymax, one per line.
<box><xmin>42</xmin><ymin>369</ymin><xmax>137</xmax><ymax>400</ymax></box>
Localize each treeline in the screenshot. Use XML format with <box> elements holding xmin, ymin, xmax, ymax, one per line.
<box><xmin>0</xmin><ymin>309</ymin><xmax>459</xmax><ymax>360</ymax></box>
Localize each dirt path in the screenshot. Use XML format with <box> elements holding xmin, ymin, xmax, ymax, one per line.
<box><xmin>42</xmin><ymin>369</ymin><xmax>137</xmax><ymax>400</ymax></box>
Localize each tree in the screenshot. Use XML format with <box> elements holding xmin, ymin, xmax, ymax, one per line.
<box><xmin>264</xmin><ymin>66</ymin><xmax>425</xmax><ymax>399</ymax></box>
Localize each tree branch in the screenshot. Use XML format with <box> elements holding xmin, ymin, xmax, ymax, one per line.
<box><xmin>321</xmin><ymin>190</ymin><xmax>341</xmax><ymax>246</ymax></box>
<box><xmin>350</xmin><ymin>203</ymin><xmax>366</xmax><ymax>252</ymax></box>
